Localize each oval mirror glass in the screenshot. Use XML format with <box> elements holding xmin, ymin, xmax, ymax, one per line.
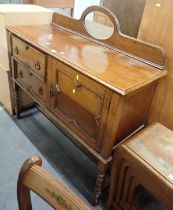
<box><xmin>84</xmin><ymin>11</ymin><xmax>114</xmax><ymax>40</ymax></box>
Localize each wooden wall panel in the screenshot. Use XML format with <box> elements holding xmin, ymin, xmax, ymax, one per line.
<box><xmin>103</xmin><ymin>0</ymin><xmax>146</xmax><ymax>37</ymax></box>
<box><xmin>138</xmin><ymin>0</ymin><xmax>173</xmax><ymax>130</ymax></box>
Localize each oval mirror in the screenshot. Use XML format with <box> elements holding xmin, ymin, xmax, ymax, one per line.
<box><xmin>84</xmin><ymin>11</ymin><xmax>114</xmax><ymax>40</ymax></box>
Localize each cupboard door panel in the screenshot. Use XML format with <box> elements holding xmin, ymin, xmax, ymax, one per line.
<box><xmin>49</xmin><ymin>63</ymin><xmax>111</xmax><ymax>149</ymax></box>
<box><xmin>56</xmin><ymin>93</ymin><xmax>99</xmax><ymax>141</ymax></box>
<box><xmin>57</xmin><ymin>70</ymin><xmax>102</xmax><ymax>116</ymax></box>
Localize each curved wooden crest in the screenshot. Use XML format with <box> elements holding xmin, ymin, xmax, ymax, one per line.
<box><xmin>52</xmin><ymin>6</ymin><xmax>165</xmax><ymax>69</ymax></box>
<box><xmin>17</xmin><ymin>155</ymin><xmax>91</xmax><ymax>210</ymax></box>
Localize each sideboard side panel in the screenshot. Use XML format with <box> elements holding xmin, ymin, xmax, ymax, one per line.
<box><xmin>115</xmin><ymin>82</ymin><xmax>157</xmax><ymax>144</ymax></box>
<box><xmin>101</xmin><ymin>82</ymin><xmax>157</xmax><ymax>159</ymax></box>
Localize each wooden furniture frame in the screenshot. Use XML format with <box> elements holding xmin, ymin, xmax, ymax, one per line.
<box><xmin>17</xmin><ymin>155</ymin><xmax>91</xmax><ymax>210</ymax></box>
<box><xmin>107</xmin><ymin>122</ymin><xmax>173</xmax><ymax>209</ymax></box>
<box><xmin>7</xmin><ymin>6</ymin><xmax>167</xmax><ymax>204</ymax></box>
<box><xmin>24</xmin><ymin>0</ymin><xmax>75</xmax><ymax>16</ymax></box>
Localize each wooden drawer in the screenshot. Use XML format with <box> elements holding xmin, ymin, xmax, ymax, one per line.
<box><xmin>50</xmin><ymin>60</ymin><xmax>111</xmax><ymax>149</ymax></box>
<box><xmin>14</xmin><ymin>59</ymin><xmax>47</xmax><ymax>105</ymax></box>
<box><xmin>11</xmin><ymin>35</ymin><xmax>46</xmax><ymax>80</ymax></box>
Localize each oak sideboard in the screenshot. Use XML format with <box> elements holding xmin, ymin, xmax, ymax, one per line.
<box><xmin>7</xmin><ymin>6</ymin><xmax>167</xmax><ymax>203</ymax></box>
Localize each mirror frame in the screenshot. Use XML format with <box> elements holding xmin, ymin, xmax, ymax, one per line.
<box><xmin>81</xmin><ymin>6</ymin><xmax>120</xmax><ymax>41</ymax></box>
<box><xmin>84</xmin><ymin>10</ymin><xmax>115</xmax><ymax>40</ymax></box>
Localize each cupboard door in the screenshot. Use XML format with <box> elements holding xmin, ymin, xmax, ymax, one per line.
<box><xmin>50</xmin><ymin>63</ymin><xmax>111</xmax><ymax>149</ymax></box>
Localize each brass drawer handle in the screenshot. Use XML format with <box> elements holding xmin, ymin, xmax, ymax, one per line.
<box><xmin>74</xmin><ymin>79</ymin><xmax>82</xmax><ymax>88</ymax></box>
<box><xmin>19</xmin><ymin>70</ymin><xmax>23</xmax><ymax>78</ymax></box>
<box><xmin>14</xmin><ymin>46</ymin><xmax>19</xmax><ymax>55</ymax></box>
<box><xmin>38</xmin><ymin>87</ymin><xmax>43</xmax><ymax>95</ymax></box>
<box><xmin>35</xmin><ymin>61</ymin><xmax>41</xmax><ymax>71</ymax></box>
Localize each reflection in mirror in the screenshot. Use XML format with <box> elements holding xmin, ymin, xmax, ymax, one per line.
<box><xmin>84</xmin><ymin>11</ymin><xmax>114</xmax><ymax>40</ymax></box>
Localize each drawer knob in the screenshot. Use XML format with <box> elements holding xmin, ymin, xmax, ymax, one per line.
<box><xmin>35</xmin><ymin>61</ymin><xmax>41</xmax><ymax>71</ymax></box>
<box><xmin>19</xmin><ymin>70</ymin><xmax>23</xmax><ymax>78</ymax></box>
<box><xmin>14</xmin><ymin>46</ymin><xmax>19</xmax><ymax>55</ymax></box>
<box><xmin>38</xmin><ymin>87</ymin><xmax>43</xmax><ymax>95</ymax></box>
<box><xmin>26</xmin><ymin>45</ymin><xmax>29</xmax><ymax>50</ymax></box>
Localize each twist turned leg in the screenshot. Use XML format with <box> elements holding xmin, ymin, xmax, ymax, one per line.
<box><xmin>94</xmin><ymin>162</ymin><xmax>108</xmax><ymax>205</ymax></box>
<box><xmin>95</xmin><ymin>171</ymin><xmax>105</xmax><ymax>203</ymax></box>
<box><xmin>15</xmin><ymin>84</ymin><xmax>21</xmax><ymax>119</ymax></box>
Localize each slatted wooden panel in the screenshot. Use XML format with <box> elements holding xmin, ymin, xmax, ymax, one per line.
<box><xmin>138</xmin><ymin>0</ymin><xmax>173</xmax><ymax>130</ymax></box>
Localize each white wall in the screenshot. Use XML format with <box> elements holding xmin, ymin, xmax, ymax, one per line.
<box><xmin>74</xmin><ymin>0</ymin><xmax>101</xmax><ymax>19</ymax></box>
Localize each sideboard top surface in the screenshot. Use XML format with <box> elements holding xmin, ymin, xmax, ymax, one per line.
<box><xmin>7</xmin><ymin>24</ymin><xmax>167</xmax><ymax>95</ymax></box>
